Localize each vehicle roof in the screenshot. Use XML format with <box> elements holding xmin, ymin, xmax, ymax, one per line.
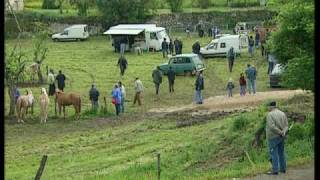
<box><xmin>104</xmin><ymin>24</ymin><xmax>165</xmax><ymax>35</ymax></box>
<box><xmin>111</xmin><ymin>24</ymin><xmax>156</xmax><ymax>30</ymax></box>
<box><xmin>218</xmin><ymin>35</ymin><xmax>240</xmax><ymax>39</ymax></box>
<box><xmin>67</xmin><ymin>24</ymin><xmax>87</xmax><ymax>29</ymax></box>
<box><xmin>170</xmin><ymin>54</ymin><xmax>199</xmax><ymax>58</ymax></box>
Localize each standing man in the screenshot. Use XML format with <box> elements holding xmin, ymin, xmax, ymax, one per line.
<box><xmin>245</xmin><ymin>64</ymin><xmax>257</xmax><ymax>95</ymax></box>
<box><xmin>178</xmin><ymin>38</ymin><xmax>183</xmax><ymax>54</ymax></box>
<box><xmin>192</xmin><ymin>40</ymin><xmax>201</xmax><ymax>55</ymax></box>
<box><xmin>89</xmin><ymin>84</ymin><xmax>100</xmax><ymax>111</ymax></box>
<box><xmin>194</xmin><ymin>71</ymin><xmax>204</xmax><ymax>104</ymax></box>
<box><xmin>169</xmin><ymin>39</ymin><xmax>174</xmax><ymax>55</ymax></box>
<box><xmin>255</xmin><ymin>29</ymin><xmax>260</xmax><ymax>49</ymax></box>
<box><xmin>152</xmin><ymin>66</ymin><xmax>163</xmax><ymax>97</ymax></box>
<box><xmin>48</xmin><ymin>69</ymin><xmax>56</xmax><ymax>96</ymax></box>
<box><xmin>55</xmin><ymin>70</ymin><xmax>66</xmax><ymax>91</ymax></box>
<box><xmin>162</xmin><ymin>38</ymin><xmax>168</xmax><ymax>58</ymax></box>
<box><xmin>174</xmin><ymin>38</ymin><xmax>179</xmax><ymax>55</ymax></box>
<box><xmin>133</xmin><ymin>77</ymin><xmax>143</xmax><ymax>106</ymax></box>
<box><xmin>14</xmin><ymin>85</ymin><xmax>20</xmax><ymax>104</ymax></box>
<box><xmin>267</xmin><ymin>53</ymin><xmax>276</xmax><ymax>74</ymax></box>
<box><xmin>120</xmin><ymin>37</ymin><xmax>127</xmax><ymax>56</ymax></box>
<box><xmin>227</xmin><ymin>47</ymin><xmax>236</xmax><ymax>73</ymax></box>
<box><xmin>248</xmin><ymin>36</ymin><xmax>255</xmax><ymax>57</ymax></box>
<box><xmin>167</xmin><ymin>66</ymin><xmax>175</xmax><ymax>93</ymax></box>
<box><xmin>111</xmin><ymin>84</ymin><xmax>122</xmax><ymax>116</ymax></box>
<box><xmin>118</xmin><ymin>81</ymin><xmax>126</xmax><ymax>113</ymax></box>
<box><xmin>265</xmin><ymin>101</ymin><xmax>288</xmax><ymax>175</ymax></box>
<box><xmin>117</xmin><ymin>55</ymin><xmax>128</xmax><ymax>76</ymax></box>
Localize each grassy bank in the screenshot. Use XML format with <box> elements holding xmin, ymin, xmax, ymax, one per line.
<box><xmin>5</xmin><ymin>93</ymin><xmax>314</xmax><ymax>179</ymax></box>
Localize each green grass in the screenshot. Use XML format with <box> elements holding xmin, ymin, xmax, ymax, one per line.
<box><xmin>5</xmin><ymin>33</ymin><xmax>270</xmax><ymax>118</ymax></box>
<box><xmin>4</xmin><ymin>93</ymin><xmax>314</xmax><ymax>179</ymax></box>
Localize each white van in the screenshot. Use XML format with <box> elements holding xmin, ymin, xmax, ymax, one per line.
<box><xmin>52</xmin><ymin>24</ymin><xmax>89</xmax><ymax>41</ymax></box>
<box><xmin>200</xmin><ymin>35</ymin><xmax>241</xmax><ymax>58</ymax></box>
<box><xmin>103</xmin><ymin>24</ymin><xmax>170</xmax><ymax>51</ymax></box>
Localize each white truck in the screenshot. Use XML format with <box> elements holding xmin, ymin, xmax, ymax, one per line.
<box><xmin>103</xmin><ymin>24</ymin><xmax>170</xmax><ymax>52</ymax></box>
<box><xmin>52</xmin><ymin>24</ymin><xmax>89</xmax><ymax>42</ymax></box>
<box><xmin>200</xmin><ymin>35</ymin><xmax>241</xmax><ymax>58</ymax></box>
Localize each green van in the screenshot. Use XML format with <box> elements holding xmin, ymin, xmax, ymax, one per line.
<box><xmin>159</xmin><ymin>54</ymin><xmax>206</xmax><ymax>76</ymax></box>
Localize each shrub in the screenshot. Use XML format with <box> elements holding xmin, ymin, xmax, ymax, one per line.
<box><xmin>42</xmin><ymin>0</ymin><xmax>59</xmax><ymax>9</ymax></box>
<box><xmin>198</xmin><ymin>0</ymin><xmax>211</xmax><ymax>9</ymax></box>
<box><xmin>233</xmin><ymin>115</ymin><xmax>249</xmax><ymax>131</ymax></box>
<box><xmin>166</xmin><ymin>0</ymin><xmax>183</xmax><ymax>12</ymax></box>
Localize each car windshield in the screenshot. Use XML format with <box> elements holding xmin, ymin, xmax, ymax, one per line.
<box><xmin>271</xmin><ymin>64</ymin><xmax>284</xmax><ymax>75</ymax></box>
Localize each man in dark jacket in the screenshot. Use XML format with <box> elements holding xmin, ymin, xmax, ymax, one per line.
<box><xmin>194</xmin><ymin>71</ymin><xmax>204</xmax><ymax>104</ymax></box>
<box><xmin>192</xmin><ymin>40</ymin><xmax>201</xmax><ymax>54</ymax></box>
<box><xmin>161</xmin><ymin>38</ymin><xmax>168</xmax><ymax>58</ymax></box>
<box><xmin>56</xmin><ymin>70</ymin><xmax>66</xmax><ymax>91</ymax></box>
<box><xmin>89</xmin><ymin>84</ymin><xmax>100</xmax><ymax>111</ymax></box>
<box><xmin>152</xmin><ymin>66</ymin><xmax>163</xmax><ymax>97</ymax></box>
<box><xmin>117</xmin><ymin>55</ymin><xmax>128</xmax><ymax>76</ymax></box>
<box><xmin>174</xmin><ymin>38</ymin><xmax>179</xmax><ymax>55</ymax></box>
<box><xmin>248</xmin><ymin>36</ymin><xmax>255</xmax><ymax>57</ymax></box>
<box><xmin>227</xmin><ymin>47</ymin><xmax>236</xmax><ymax>72</ymax></box>
<box><xmin>167</xmin><ymin>66</ymin><xmax>175</xmax><ymax>93</ymax></box>
<box><xmin>169</xmin><ymin>39</ymin><xmax>174</xmax><ymax>55</ymax></box>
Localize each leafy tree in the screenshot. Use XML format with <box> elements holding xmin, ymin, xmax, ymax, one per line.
<box><xmin>197</xmin><ymin>0</ymin><xmax>211</xmax><ymax>9</ymax></box>
<box><xmin>56</xmin><ymin>0</ymin><xmax>65</xmax><ymax>14</ymax></box>
<box><xmin>268</xmin><ymin>0</ymin><xmax>314</xmax><ymax>91</ymax></box>
<box><xmin>96</xmin><ymin>0</ymin><xmax>156</xmax><ymax>23</ymax></box>
<box><xmin>5</xmin><ymin>45</ymin><xmax>27</xmax><ymax>116</ymax></box>
<box><xmin>69</xmin><ymin>0</ymin><xmax>95</xmax><ymax>16</ymax></box>
<box><xmin>166</xmin><ymin>0</ymin><xmax>183</xmax><ymax>12</ymax></box>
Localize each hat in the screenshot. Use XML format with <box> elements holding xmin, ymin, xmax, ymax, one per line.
<box><xmin>268</xmin><ymin>101</ymin><xmax>276</xmax><ymax>107</ymax></box>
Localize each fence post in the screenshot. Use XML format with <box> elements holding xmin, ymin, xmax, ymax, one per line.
<box><xmin>157</xmin><ymin>153</ymin><xmax>161</xmax><ymax>180</ymax></box>
<box><xmin>34</xmin><ymin>155</ymin><xmax>48</xmax><ymax>180</ymax></box>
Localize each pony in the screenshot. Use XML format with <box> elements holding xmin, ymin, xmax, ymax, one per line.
<box><xmin>39</xmin><ymin>88</ymin><xmax>50</xmax><ymax>123</ymax></box>
<box><xmin>16</xmin><ymin>90</ymin><xmax>34</xmax><ymax>123</ymax></box>
<box><xmin>55</xmin><ymin>89</ymin><xmax>81</xmax><ymax>120</ymax></box>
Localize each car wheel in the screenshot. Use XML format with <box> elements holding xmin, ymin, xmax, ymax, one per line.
<box><xmin>77</xmin><ymin>38</ymin><xmax>81</xmax><ymax>42</ymax></box>
<box><xmin>53</xmin><ymin>38</ymin><xmax>58</xmax><ymax>42</ymax></box>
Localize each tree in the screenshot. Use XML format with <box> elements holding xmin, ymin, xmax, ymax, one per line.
<box><xmin>56</xmin><ymin>0</ymin><xmax>65</xmax><ymax>14</ymax></box>
<box><xmin>32</xmin><ymin>28</ymin><xmax>48</xmax><ymax>84</ymax></box>
<box><xmin>96</xmin><ymin>0</ymin><xmax>156</xmax><ymax>23</ymax></box>
<box><xmin>69</xmin><ymin>0</ymin><xmax>95</xmax><ymax>16</ymax></box>
<box><xmin>166</xmin><ymin>0</ymin><xmax>183</xmax><ymax>12</ymax></box>
<box><xmin>268</xmin><ymin>0</ymin><xmax>314</xmax><ymax>91</ymax></box>
<box><xmin>5</xmin><ymin>45</ymin><xmax>27</xmax><ymax>116</ymax></box>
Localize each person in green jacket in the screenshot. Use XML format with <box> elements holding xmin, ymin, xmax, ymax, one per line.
<box><xmin>152</xmin><ymin>66</ymin><xmax>163</xmax><ymax>97</ymax></box>
<box><xmin>265</xmin><ymin>101</ymin><xmax>288</xmax><ymax>175</ymax></box>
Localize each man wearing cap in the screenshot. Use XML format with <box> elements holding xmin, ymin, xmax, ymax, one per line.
<box><xmin>89</xmin><ymin>84</ymin><xmax>100</xmax><ymax>111</ymax></box>
<box><xmin>265</xmin><ymin>101</ymin><xmax>288</xmax><ymax>175</ymax></box>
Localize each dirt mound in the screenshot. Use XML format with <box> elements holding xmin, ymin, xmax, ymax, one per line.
<box><xmin>149</xmin><ymin>90</ymin><xmax>305</xmax><ymax>114</ymax></box>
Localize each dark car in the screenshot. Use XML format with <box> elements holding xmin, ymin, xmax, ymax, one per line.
<box><xmin>269</xmin><ymin>64</ymin><xmax>285</xmax><ymax>88</ymax></box>
<box><xmin>159</xmin><ymin>54</ymin><xmax>206</xmax><ymax>76</ymax></box>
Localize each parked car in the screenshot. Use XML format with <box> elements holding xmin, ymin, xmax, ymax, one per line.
<box><xmin>52</xmin><ymin>24</ymin><xmax>89</xmax><ymax>42</ymax></box>
<box><xmin>200</xmin><ymin>35</ymin><xmax>241</xmax><ymax>58</ymax></box>
<box><xmin>159</xmin><ymin>54</ymin><xmax>206</xmax><ymax>76</ymax></box>
<box><xmin>269</xmin><ymin>63</ymin><xmax>285</xmax><ymax>88</ymax></box>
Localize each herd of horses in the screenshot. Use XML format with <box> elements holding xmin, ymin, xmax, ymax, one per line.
<box><xmin>15</xmin><ymin>88</ymin><xmax>81</xmax><ymax>123</ymax></box>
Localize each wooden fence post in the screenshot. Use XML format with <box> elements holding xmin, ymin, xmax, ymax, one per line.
<box><xmin>34</xmin><ymin>155</ymin><xmax>48</xmax><ymax>180</ymax></box>
<box><xmin>157</xmin><ymin>153</ymin><xmax>161</xmax><ymax>180</ymax></box>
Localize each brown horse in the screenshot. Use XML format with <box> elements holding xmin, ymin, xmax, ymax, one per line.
<box><xmin>55</xmin><ymin>89</ymin><xmax>81</xmax><ymax>120</ymax></box>
<box><xmin>16</xmin><ymin>90</ymin><xmax>34</xmax><ymax>123</ymax></box>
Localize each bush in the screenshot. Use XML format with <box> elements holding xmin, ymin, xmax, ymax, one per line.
<box><xmin>42</xmin><ymin>0</ymin><xmax>59</xmax><ymax>9</ymax></box>
<box><xmin>166</xmin><ymin>0</ymin><xmax>183</xmax><ymax>12</ymax></box>
<box><xmin>198</xmin><ymin>0</ymin><xmax>211</xmax><ymax>9</ymax></box>
<box><xmin>233</xmin><ymin>115</ymin><xmax>249</xmax><ymax>131</ymax></box>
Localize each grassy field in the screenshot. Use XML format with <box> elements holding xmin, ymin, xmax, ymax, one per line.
<box><xmin>5</xmin><ymin>94</ymin><xmax>314</xmax><ymax>179</ymax></box>
<box><xmin>5</xmin><ymin>33</ymin><xmax>270</xmax><ymax>119</ymax></box>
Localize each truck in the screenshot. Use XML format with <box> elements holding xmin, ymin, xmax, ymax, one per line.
<box><xmin>200</xmin><ymin>35</ymin><xmax>241</xmax><ymax>58</ymax></box>
<box><xmin>51</xmin><ymin>24</ymin><xmax>89</xmax><ymax>42</ymax></box>
<box><xmin>103</xmin><ymin>24</ymin><xmax>170</xmax><ymax>52</ymax></box>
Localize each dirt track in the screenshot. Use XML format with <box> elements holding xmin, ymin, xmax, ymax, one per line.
<box><xmin>149</xmin><ymin>90</ymin><xmax>305</xmax><ymax>114</ymax></box>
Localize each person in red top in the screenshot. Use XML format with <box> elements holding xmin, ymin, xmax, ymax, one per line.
<box><xmin>239</xmin><ymin>73</ymin><xmax>247</xmax><ymax>96</ymax></box>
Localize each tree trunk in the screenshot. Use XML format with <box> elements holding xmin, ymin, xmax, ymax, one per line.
<box><xmin>37</xmin><ymin>65</ymin><xmax>44</xmax><ymax>84</ymax></box>
<box><xmin>8</xmin><ymin>84</ymin><xmax>16</xmax><ymax>117</ymax></box>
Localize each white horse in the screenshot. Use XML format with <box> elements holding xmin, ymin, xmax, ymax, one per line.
<box><xmin>16</xmin><ymin>90</ymin><xmax>34</xmax><ymax>123</ymax></box>
<box><xmin>39</xmin><ymin>88</ymin><xmax>50</xmax><ymax>123</ymax></box>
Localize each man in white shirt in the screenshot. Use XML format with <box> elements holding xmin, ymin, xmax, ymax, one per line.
<box><xmin>133</xmin><ymin>77</ymin><xmax>143</xmax><ymax>106</ymax></box>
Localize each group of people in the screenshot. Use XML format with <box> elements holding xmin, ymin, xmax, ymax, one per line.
<box><xmin>225</xmin><ymin>64</ymin><xmax>257</xmax><ymax>97</ymax></box>
<box><xmin>161</xmin><ymin>37</ymin><xmax>183</xmax><ymax>58</ymax></box>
